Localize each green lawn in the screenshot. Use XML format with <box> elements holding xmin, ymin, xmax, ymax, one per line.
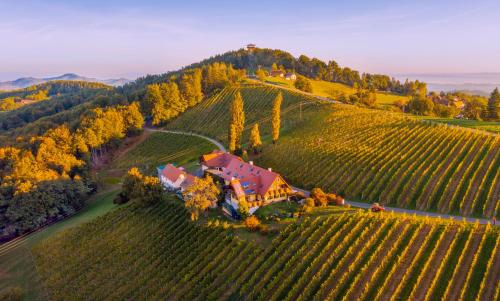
<box><xmin>263</xmin><ymin>76</ymin><xmax>410</xmax><ymax>108</ymax></box>
<box><xmin>0</xmin><ymin>190</ymin><xmax>119</xmax><ymax>300</ymax></box>
<box><xmin>413</xmin><ymin>116</ymin><xmax>500</xmax><ymax>133</ymax></box>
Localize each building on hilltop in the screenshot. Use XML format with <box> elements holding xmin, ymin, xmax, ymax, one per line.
<box><xmin>200</xmin><ymin>150</ymin><xmax>293</xmax><ymax>215</ymax></box>
<box><xmin>157</xmin><ymin>164</ymin><xmax>196</xmax><ymax>193</ymax></box>
<box><xmin>246</xmin><ymin>43</ymin><xmax>256</xmax><ymax>51</ymax></box>
<box><xmin>285</xmin><ymin>72</ymin><xmax>297</xmax><ymax>80</ymax></box>
<box><xmin>270</xmin><ymin>70</ymin><xmax>285</xmax><ymax>77</ymax></box>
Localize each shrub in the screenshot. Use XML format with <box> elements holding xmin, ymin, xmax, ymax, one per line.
<box><xmin>244</xmin><ymin>216</ymin><xmax>261</xmax><ymax>231</ymax></box>
<box><xmin>310</xmin><ymin>188</ymin><xmax>328</xmax><ymax>207</ymax></box>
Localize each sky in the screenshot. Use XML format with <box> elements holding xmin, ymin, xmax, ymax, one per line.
<box><xmin>1</xmin><ymin>0</ymin><xmax>499</xmax><ymax>81</ymax></box>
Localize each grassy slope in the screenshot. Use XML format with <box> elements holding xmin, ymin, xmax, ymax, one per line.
<box><xmin>32</xmin><ymin>199</ymin><xmax>499</xmax><ymax>300</ymax></box>
<box><xmin>0</xmin><ymin>132</ymin><xmax>214</xmax><ymax>299</ymax></box>
<box><xmin>165</xmin><ymin>84</ymin><xmax>499</xmax><ymax>218</ymax></box>
<box><xmin>0</xmin><ymin>190</ymin><xmax>119</xmax><ymax>300</ymax></box>
<box><xmin>110</xmin><ymin>132</ymin><xmax>215</xmax><ymax>175</ymax></box>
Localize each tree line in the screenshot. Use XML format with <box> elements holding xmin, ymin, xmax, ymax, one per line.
<box><xmin>0</xmin><ymin>103</ymin><xmax>144</xmax><ymax>242</ymax></box>
<box><xmin>184</xmin><ymin>47</ymin><xmax>424</xmax><ymax>96</ymax></box>
<box><xmin>143</xmin><ymin>62</ymin><xmax>245</xmax><ymax>125</ymax></box>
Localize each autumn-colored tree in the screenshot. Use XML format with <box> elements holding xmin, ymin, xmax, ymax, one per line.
<box><xmin>255</xmin><ymin>69</ymin><xmax>267</xmax><ymax>81</ymax></box>
<box><xmin>229</xmin><ymin>91</ymin><xmax>245</xmax><ymax>151</ymax></box>
<box><xmin>144</xmin><ymin>84</ymin><xmax>163</xmax><ymax>118</ymax></box>
<box><xmin>249</xmin><ymin>123</ymin><xmax>262</xmax><ymax>153</ymax></box>
<box><xmin>122</xmin><ymin>167</ymin><xmax>162</xmax><ymax>206</ymax></box>
<box><xmin>271</xmin><ymin>63</ymin><xmax>278</xmax><ymax>71</ymax></box>
<box><xmin>228</xmin><ymin>123</ymin><xmax>237</xmax><ymax>154</ymax></box>
<box><xmin>310</xmin><ymin>187</ymin><xmax>328</xmax><ymax>207</ymax></box>
<box><xmin>183</xmin><ymin>176</ymin><xmax>220</xmax><ymax>220</ymax></box>
<box><xmin>244</xmin><ymin>215</ymin><xmax>261</xmax><ymax>231</ymax></box>
<box><xmin>272</xmin><ymin>92</ymin><xmax>282</xmax><ymax>143</ymax></box>
<box><xmin>121</xmin><ymin>102</ymin><xmax>144</xmax><ymax>133</ymax></box>
<box><xmin>238</xmin><ymin>199</ymin><xmax>250</xmax><ymax>219</ymax></box>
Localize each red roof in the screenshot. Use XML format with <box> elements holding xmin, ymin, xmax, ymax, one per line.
<box><xmin>201</xmin><ymin>150</ymin><xmax>289</xmax><ymax>196</ymax></box>
<box><xmin>161</xmin><ymin>164</ymin><xmax>196</xmax><ymax>189</ymax></box>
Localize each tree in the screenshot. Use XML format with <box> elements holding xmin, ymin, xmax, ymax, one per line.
<box><xmin>463</xmin><ymin>98</ymin><xmax>486</xmax><ymax>120</ymax></box>
<box><xmin>244</xmin><ymin>215</ymin><xmax>261</xmax><ymax>231</ymax></box>
<box><xmin>310</xmin><ymin>187</ymin><xmax>328</xmax><ymax>207</ymax></box>
<box><xmin>255</xmin><ymin>69</ymin><xmax>267</xmax><ymax>81</ymax></box>
<box><xmin>408</xmin><ymin>96</ymin><xmax>434</xmax><ymax>116</ymax></box>
<box><xmin>228</xmin><ymin>123</ymin><xmax>237</xmax><ymax>153</ymax></box>
<box><xmin>122</xmin><ymin>167</ymin><xmax>162</xmax><ymax>206</ymax></box>
<box><xmin>144</xmin><ymin>84</ymin><xmax>163</xmax><ymax>118</ymax></box>
<box><xmin>294</xmin><ymin>76</ymin><xmax>313</xmax><ymax>93</ymax></box>
<box><xmin>121</xmin><ymin>102</ymin><xmax>144</xmax><ymax>134</ymax></box>
<box><xmin>487</xmin><ymin>87</ymin><xmax>500</xmax><ymax>120</ymax></box>
<box><xmin>182</xmin><ymin>176</ymin><xmax>220</xmax><ymax>221</ymax></box>
<box><xmin>229</xmin><ymin>92</ymin><xmax>245</xmax><ymax>151</ymax></box>
<box><xmin>249</xmin><ymin>123</ymin><xmax>262</xmax><ymax>153</ymax></box>
<box><xmin>272</xmin><ymin>92</ymin><xmax>282</xmax><ymax>143</ymax></box>
<box><xmin>238</xmin><ymin>199</ymin><xmax>250</xmax><ymax>219</ymax></box>
<box><xmin>271</xmin><ymin>63</ymin><xmax>278</xmax><ymax>71</ymax></box>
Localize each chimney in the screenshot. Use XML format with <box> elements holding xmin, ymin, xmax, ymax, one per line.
<box><xmin>268</xmin><ymin>168</ymin><xmax>272</xmax><ymax>172</ymax></box>
<box><xmin>249</xmin><ymin>161</ymin><xmax>254</xmax><ymax>165</ymax></box>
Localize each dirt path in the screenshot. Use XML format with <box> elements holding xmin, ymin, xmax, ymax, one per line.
<box><xmin>444</xmin><ymin>231</ymin><xmax>484</xmax><ymax>301</ymax></box>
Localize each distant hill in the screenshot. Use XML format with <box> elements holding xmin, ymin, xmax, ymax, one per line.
<box><xmin>0</xmin><ymin>73</ymin><xmax>131</xmax><ymax>90</ymax></box>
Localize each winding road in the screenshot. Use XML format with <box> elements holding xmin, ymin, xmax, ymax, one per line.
<box><xmin>150</xmin><ymin>127</ymin><xmax>495</xmax><ymax>225</ymax></box>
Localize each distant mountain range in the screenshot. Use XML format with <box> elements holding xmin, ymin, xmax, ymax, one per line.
<box><xmin>0</xmin><ymin>73</ymin><xmax>132</xmax><ymax>91</ymax></box>
<box><xmin>394</xmin><ymin>73</ymin><xmax>500</xmax><ymax>95</ymax></box>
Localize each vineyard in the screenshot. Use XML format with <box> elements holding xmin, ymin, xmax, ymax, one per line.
<box><xmin>34</xmin><ymin>199</ymin><xmax>499</xmax><ymax>300</ymax></box>
<box><xmin>111</xmin><ymin>132</ymin><xmax>214</xmax><ymax>174</ymax></box>
<box><xmin>165</xmin><ymin>85</ymin><xmax>500</xmax><ymax>218</ymax></box>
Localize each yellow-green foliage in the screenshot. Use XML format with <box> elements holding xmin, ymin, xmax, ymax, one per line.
<box><xmin>33</xmin><ymin>204</ymin><xmax>499</xmax><ymax>300</ymax></box>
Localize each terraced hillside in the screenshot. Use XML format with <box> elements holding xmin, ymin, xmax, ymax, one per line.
<box><xmin>34</xmin><ymin>199</ymin><xmax>499</xmax><ymax>300</ymax></box>
<box><xmin>165</xmin><ymin>85</ymin><xmax>499</xmax><ymax>218</ymax></box>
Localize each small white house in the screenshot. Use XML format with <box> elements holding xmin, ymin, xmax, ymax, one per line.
<box><xmin>285</xmin><ymin>73</ymin><xmax>297</xmax><ymax>80</ymax></box>
<box><xmin>157</xmin><ymin>164</ymin><xmax>196</xmax><ymax>192</ymax></box>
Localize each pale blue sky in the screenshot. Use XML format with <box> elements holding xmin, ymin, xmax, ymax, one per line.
<box><xmin>1</xmin><ymin>0</ymin><xmax>499</xmax><ymax>80</ymax></box>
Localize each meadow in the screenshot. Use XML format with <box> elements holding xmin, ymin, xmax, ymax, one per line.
<box><xmin>263</xmin><ymin>76</ymin><xmax>410</xmax><ymax>108</ymax></box>
<box><xmin>33</xmin><ymin>198</ymin><xmax>499</xmax><ymax>300</ymax></box>
<box><xmin>165</xmin><ymin>85</ymin><xmax>499</xmax><ymax>219</ymax></box>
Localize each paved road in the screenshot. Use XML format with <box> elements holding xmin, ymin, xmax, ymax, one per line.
<box><xmin>292</xmin><ymin>187</ymin><xmax>494</xmax><ymax>225</ymax></box>
<box><xmin>148</xmin><ymin>128</ymin><xmax>495</xmax><ymax>225</ymax></box>
<box><xmin>145</xmin><ymin>128</ymin><xmax>227</xmax><ymax>152</ymax></box>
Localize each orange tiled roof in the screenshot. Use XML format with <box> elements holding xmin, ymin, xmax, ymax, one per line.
<box><xmin>202</xmin><ymin>150</ymin><xmax>289</xmax><ymax>196</ymax></box>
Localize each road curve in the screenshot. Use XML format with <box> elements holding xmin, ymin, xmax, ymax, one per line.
<box><xmin>152</xmin><ymin>128</ymin><xmax>495</xmax><ymax>226</ymax></box>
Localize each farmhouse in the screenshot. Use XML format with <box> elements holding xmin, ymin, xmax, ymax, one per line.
<box><xmin>200</xmin><ymin>150</ymin><xmax>293</xmax><ymax>214</ymax></box>
<box><xmin>285</xmin><ymin>72</ymin><xmax>297</xmax><ymax>80</ymax></box>
<box><xmin>157</xmin><ymin>164</ymin><xmax>196</xmax><ymax>192</ymax></box>
<box><xmin>270</xmin><ymin>70</ymin><xmax>285</xmax><ymax>77</ymax></box>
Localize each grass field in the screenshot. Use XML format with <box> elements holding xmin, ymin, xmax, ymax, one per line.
<box><xmin>111</xmin><ymin>132</ymin><xmax>215</xmax><ymax>175</ymax></box>
<box><xmin>166</xmin><ymin>85</ymin><xmax>500</xmax><ymax>219</ymax></box>
<box><xmin>0</xmin><ymin>190</ymin><xmax>119</xmax><ymax>300</ymax></box>
<box><xmin>414</xmin><ymin>116</ymin><xmax>500</xmax><ymax>134</ymax></box>
<box><xmin>33</xmin><ymin>199</ymin><xmax>500</xmax><ymax>300</ymax></box>
<box><xmin>263</xmin><ymin>76</ymin><xmax>410</xmax><ymax>108</ymax></box>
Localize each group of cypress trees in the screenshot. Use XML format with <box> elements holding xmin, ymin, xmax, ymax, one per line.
<box><xmin>228</xmin><ymin>91</ymin><xmax>282</xmax><ymax>154</ymax></box>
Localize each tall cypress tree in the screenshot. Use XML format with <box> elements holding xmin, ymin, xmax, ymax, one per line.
<box><xmin>487</xmin><ymin>87</ymin><xmax>500</xmax><ymax>120</ymax></box>
<box><xmin>249</xmin><ymin>123</ymin><xmax>262</xmax><ymax>154</ymax></box>
<box><xmin>272</xmin><ymin>92</ymin><xmax>282</xmax><ymax>143</ymax></box>
<box><xmin>229</xmin><ymin>91</ymin><xmax>245</xmax><ymax>151</ymax></box>
<box><xmin>228</xmin><ymin>123</ymin><xmax>236</xmax><ymax>154</ymax></box>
